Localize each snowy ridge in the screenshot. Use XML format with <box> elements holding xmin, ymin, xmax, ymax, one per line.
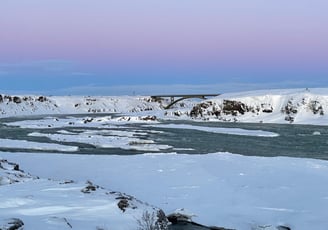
<box><xmin>2</xmin><ymin>88</ymin><xmax>328</xmax><ymax>125</ymax></box>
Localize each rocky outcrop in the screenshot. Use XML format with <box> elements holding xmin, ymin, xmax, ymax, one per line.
<box><xmin>186</xmin><ymin>92</ymin><xmax>328</xmax><ymax>124</ymax></box>
<box><xmin>0</xmin><ymin>159</ymin><xmax>35</xmax><ymax>185</ymax></box>
<box><xmin>308</xmin><ymin>100</ymin><xmax>324</xmax><ymax>115</ymax></box>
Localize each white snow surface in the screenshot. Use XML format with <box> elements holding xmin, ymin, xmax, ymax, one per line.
<box><xmin>2</xmin><ymin>89</ymin><xmax>328</xmax><ymax>229</ymax></box>
<box><xmin>1</xmin><ymin>88</ymin><xmax>328</xmax><ymax>125</ymax></box>
<box><xmin>2</xmin><ymin>152</ymin><xmax>328</xmax><ymax>230</ymax></box>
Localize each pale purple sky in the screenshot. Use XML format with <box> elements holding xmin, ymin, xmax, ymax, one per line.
<box><xmin>0</xmin><ymin>0</ymin><xmax>327</xmax><ymax>95</ymax></box>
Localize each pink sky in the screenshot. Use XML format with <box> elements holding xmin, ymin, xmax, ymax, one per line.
<box><xmin>0</xmin><ymin>0</ymin><xmax>327</xmax><ymax>94</ymax></box>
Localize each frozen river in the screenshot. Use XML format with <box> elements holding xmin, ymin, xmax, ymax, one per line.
<box><xmin>1</xmin><ymin>114</ymin><xmax>328</xmax><ymax>160</ymax></box>
<box><xmin>2</xmin><ymin>114</ymin><xmax>328</xmax><ymax>229</ymax></box>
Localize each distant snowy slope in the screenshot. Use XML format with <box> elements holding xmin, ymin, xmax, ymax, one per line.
<box><xmin>0</xmin><ymin>94</ymin><xmax>163</xmax><ymax>117</ymax></box>
<box><xmin>2</xmin><ymin>88</ymin><xmax>328</xmax><ymax>125</ymax></box>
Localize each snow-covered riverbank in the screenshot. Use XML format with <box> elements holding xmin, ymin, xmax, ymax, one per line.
<box><xmin>1</xmin><ymin>88</ymin><xmax>328</xmax><ymax>230</ymax></box>
<box><xmin>1</xmin><ymin>88</ymin><xmax>328</xmax><ymax>125</ymax></box>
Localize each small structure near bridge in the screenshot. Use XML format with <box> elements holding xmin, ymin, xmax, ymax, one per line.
<box><xmin>151</xmin><ymin>94</ymin><xmax>220</xmax><ymax>109</ymax></box>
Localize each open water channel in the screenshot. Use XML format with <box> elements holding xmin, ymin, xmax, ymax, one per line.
<box><xmin>1</xmin><ymin>114</ymin><xmax>328</xmax><ymax>160</ymax></box>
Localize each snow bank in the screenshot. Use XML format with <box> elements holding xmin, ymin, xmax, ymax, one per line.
<box><xmin>2</xmin><ymin>152</ymin><xmax>328</xmax><ymax>230</ymax></box>
<box><xmin>0</xmin><ymin>158</ymin><xmax>166</xmax><ymax>230</ymax></box>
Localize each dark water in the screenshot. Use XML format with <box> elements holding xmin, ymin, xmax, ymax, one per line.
<box><xmin>1</xmin><ymin>114</ymin><xmax>328</xmax><ymax>160</ymax></box>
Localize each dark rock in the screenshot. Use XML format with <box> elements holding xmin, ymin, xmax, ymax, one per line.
<box><xmin>37</xmin><ymin>96</ymin><xmax>47</xmax><ymax>102</ymax></box>
<box><xmin>83</xmin><ymin>118</ymin><xmax>94</xmax><ymax>124</ymax></box>
<box><xmin>262</xmin><ymin>108</ymin><xmax>273</xmax><ymax>113</ymax></box>
<box><xmin>190</xmin><ymin>102</ymin><xmax>211</xmax><ymax>118</ymax></box>
<box><xmin>222</xmin><ymin>100</ymin><xmax>248</xmax><ymax>116</ymax></box>
<box><xmin>117</xmin><ymin>198</ymin><xmax>129</xmax><ymax>212</ymax></box>
<box><xmin>60</xmin><ymin>180</ymin><xmax>74</xmax><ymax>185</ymax></box>
<box><xmin>167</xmin><ymin>212</ymin><xmax>235</xmax><ymax>230</ymax></box>
<box><xmin>13</xmin><ymin>97</ymin><xmax>22</xmax><ymax>104</ymax></box>
<box><xmin>0</xmin><ymin>218</ymin><xmax>24</xmax><ymax>230</ymax></box>
<box><xmin>308</xmin><ymin>100</ymin><xmax>324</xmax><ymax>115</ymax></box>
<box><xmin>156</xmin><ymin>209</ymin><xmax>169</xmax><ymax>229</ymax></box>
<box><xmin>4</xmin><ymin>95</ymin><xmax>13</xmax><ymax>102</ymax></box>
<box><xmin>277</xmin><ymin>226</ymin><xmax>291</xmax><ymax>230</ymax></box>
<box><xmin>141</xmin><ymin>115</ymin><xmax>157</xmax><ymax>121</ymax></box>
<box><xmin>13</xmin><ymin>164</ymin><xmax>19</xmax><ymax>171</ymax></box>
<box><xmin>285</xmin><ymin>115</ymin><xmax>295</xmax><ymax>123</ymax></box>
<box><xmin>281</xmin><ymin>100</ymin><xmax>298</xmax><ymax>123</ymax></box>
<box><xmin>81</xmin><ymin>181</ymin><xmax>98</xmax><ymax>193</ymax></box>
<box><xmin>282</xmin><ymin>100</ymin><xmax>297</xmax><ymax>115</ymax></box>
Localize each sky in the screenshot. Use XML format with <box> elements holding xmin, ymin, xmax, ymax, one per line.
<box><xmin>0</xmin><ymin>0</ymin><xmax>327</xmax><ymax>95</ymax></box>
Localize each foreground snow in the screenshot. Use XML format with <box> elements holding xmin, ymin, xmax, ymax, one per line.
<box><xmin>2</xmin><ymin>152</ymin><xmax>328</xmax><ymax>230</ymax></box>
<box><xmin>0</xmin><ymin>158</ymin><xmax>164</xmax><ymax>230</ymax></box>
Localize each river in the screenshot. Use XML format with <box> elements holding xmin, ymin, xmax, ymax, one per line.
<box><xmin>1</xmin><ymin>114</ymin><xmax>328</xmax><ymax>160</ymax></box>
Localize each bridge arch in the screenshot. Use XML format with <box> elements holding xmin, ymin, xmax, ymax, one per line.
<box><xmin>151</xmin><ymin>94</ymin><xmax>220</xmax><ymax>109</ymax></box>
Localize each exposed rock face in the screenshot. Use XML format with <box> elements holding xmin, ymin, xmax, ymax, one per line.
<box><xmin>190</xmin><ymin>100</ymin><xmax>253</xmax><ymax>119</ymax></box>
<box><xmin>190</xmin><ymin>102</ymin><xmax>212</xmax><ymax>118</ymax></box>
<box><xmin>222</xmin><ymin>100</ymin><xmax>249</xmax><ymax>115</ymax></box>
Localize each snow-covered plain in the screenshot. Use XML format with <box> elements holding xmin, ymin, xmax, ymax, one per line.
<box><xmin>1</xmin><ymin>89</ymin><xmax>328</xmax><ymax>229</ymax></box>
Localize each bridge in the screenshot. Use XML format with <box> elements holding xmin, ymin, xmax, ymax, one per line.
<box><xmin>151</xmin><ymin>94</ymin><xmax>220</xmax><ymax>109</ymax></box>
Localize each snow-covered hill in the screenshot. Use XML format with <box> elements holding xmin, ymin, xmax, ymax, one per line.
<box><xmin>1</xmin><ymin>88</ymin><xmax>328</xmax><ymax>125</ymax></box>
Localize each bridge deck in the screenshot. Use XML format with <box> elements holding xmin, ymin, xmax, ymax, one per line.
<box><xmin>151</xmin><ymin>94</ymin><xmax>220</xmax><ymax>109</ymax></box>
